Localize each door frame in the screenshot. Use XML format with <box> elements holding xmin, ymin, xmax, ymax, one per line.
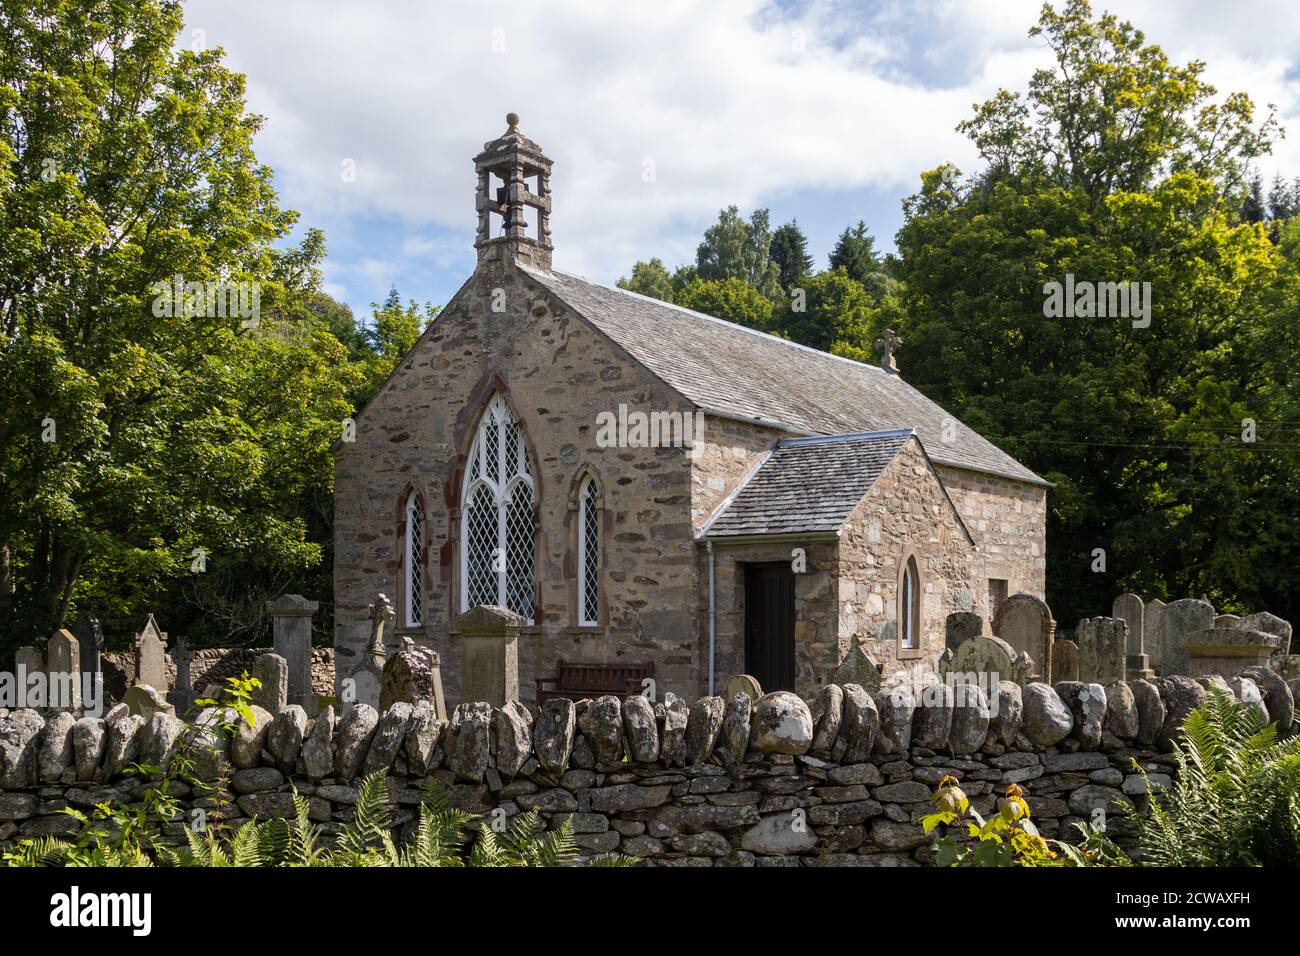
<box><xmin>742</xmin><ymin>560</ymin><xmax>797</xmax><ymax>692</ymax></box>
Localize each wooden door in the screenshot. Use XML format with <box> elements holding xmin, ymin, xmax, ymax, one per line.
<box><xmin>743</xmin><ymin>562</ymin><xmax>796</xmax><ymax>692</ymax></box>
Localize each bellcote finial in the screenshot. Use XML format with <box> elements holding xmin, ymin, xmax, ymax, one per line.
<box><xmin>473</xmin><ymin>114</ymin><xmax>553</xmax><ymax>271</ymax></box>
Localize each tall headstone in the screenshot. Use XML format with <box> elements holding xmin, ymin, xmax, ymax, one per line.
<box><xmin>14</xmin><ymin>646</ymin><xmax>44</xmax><ymax>682</ymax></box>
<box><xmin>267</xmin><ymin>594</ymin><xmax>318</xmax><ymax>710</ymax></box>
<box><xmin>1236</xmin><ymin>611</ymin><xmax>1293</xmax><ymax>658</ymax></box>
<box><xmin>1143</xmin><ymin>598</ymin><xmax>1166</xmax><ymax>671</ymax></box>
<box><xmin>1160</xmin><ymin>599</ymin><xmax>1215</xmax><ymax>677</ymax></box>
<box><xmin>73</xmin><ymin>612</ymin><xmax>104</xmax><ymax>685</ymax></box>
<box><xmin>456</xmin><ymin>604</ymin><xmax>523</xmax><ymax>707</ymax></box>
<box><xmin>944</xmin><ymin>611</ymin><xmax>984</xmax><ymax>652</ymax></box>
<box><xmin>991</xmin><ymin>593</ymin><xmax>1054</xmax><ymax>680</ymax></box>
<box><xmin>168</xmin><ymin>638</ymin><xmax>196</xmax><ymax>712</ymax></box>
<box><xmin>133</xmin><ymin>613</ymin><xmax>169</xmax><ymax>693</ymax></box>
<box><xmin>46</xmin><ymin>629</ymin><xmax>82</xmax><ymax>710</ymax></box>
<box><xmin>347</xmin><ymin>595</ymin><xmax>393</xmax><ymax>712</ymax></box>
<box><xmin>1075</xmin><ymin>617</ymin><xmax>1127</xmax><ymax>685</ymax></box>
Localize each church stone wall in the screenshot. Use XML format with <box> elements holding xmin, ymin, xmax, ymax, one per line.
<box><xmin>839</xmin><ymin>439</ymin><xmax>981</xmax><ymax>676</ymax></box>
<box><xmin>933</xmin><ymin>465</ymin><xmax>1048</xmax><ymax>611</ymax></box>
<box><xmin>334</xmin><ymin>263</ymin><xmax>705</xmax><ymax>708</ymax></box>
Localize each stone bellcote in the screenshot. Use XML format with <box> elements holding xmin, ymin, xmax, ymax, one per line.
<box><xmin>474</xmin><ymin>113</ymin><xmax>553</xmax><ymax>271</ymax></box>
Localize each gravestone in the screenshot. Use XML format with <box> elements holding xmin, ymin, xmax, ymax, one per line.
<box><xmin>830</xmin><ymin>642</ymin><xmax>881</xmax><ymax>692</ymax></box>
<box><xmin>992</xmin><ymin>593</ymin><xmax>1054</xmax><ymax>680</ymax></box>
<box><xmin>940</xmin><ymin>634</ymin><xmax>1017</xmax><ymax>690</ymax></box>
<box><xmin>14</xmin><ymin>645</ymin><xmax>43</xmax><ymax>678</ymax></box>
<box><xmin>456</xmin><ymin>604</ymin><xmax>523</xmax><ymax>707</ymax></box>
<box><xmin>1214</xmin><ymin>614</ymin><xmax>1240</xmax><ymax>628</ymax></box>
<box><xmin>1143</xmin><ymin>598</ymin><xmax>1166</xmax><ymax>671</ymax></box>
<box><xmin>1075</xmin><ymin>617</ymin><xmax>1127</xmax><ymax>685</ymax></box>
<box><xmin>1236</xmin><ymin>611</ymin><xmax>1293</xmax><ymax>657</ymax></box>
<box><xmin>252</xmin><ymin>652</ymin><xmax>289</xmax><ymax>715</ymax></box>
<box><xmin>347</xmin><ymin>595</ymin><xmax>393</xmax><ymax>712</ymax></box>
<box><xmin>1052</xmin><ymin>639</ymin><xmax>1080</xmax><ymax>682</ymax></box>
<box><xmin>267</xmin><ymin>594</ymin><xmax>318</xmax><ymax>710</ymax></box>
<box><xmin>1111</xmin><ymin>594</ymin><xmax>1151</xmax><ymax>679</ymax></box>
<box><xmin>1181</xmin><ymin>627</ymin><xmax>1281</xmax><ymax>678</ymax></box>
<box><xmin>379</xmin><ymin>637</ymin><xmax>447</xmax><ymax>718</ymax></box>
<box><xmin>945</xmin><ymin>611</ymin><xmax>984</xmax><ymax>652</ymax></box>
<box><xmin>46</xmin><ymin>629</ymin><xmax>82</xmax><ymax>711</ymax></box>
<box><xmin>1160</xmin><ymin>599</ymin><xmax>1215</xmax><ymax>677</ymax></box>
<box><xmin>133</xmin><ymin>613</ymin><xmax>169</xmax><ymax>693</ymax></box>
<box><xmin>73</xmin><ymin>612</ymin><xmax>104</xmax><ymax>686</ymax></box>
<box><xmin>725</xmin><ymin>674</ymin><xmax>763</xmax><ymax>705</ymax></box>
<box><xmin>168</xmin><ymin>638</ymin><xmax>196</xmax><ymax>713</ymax></box>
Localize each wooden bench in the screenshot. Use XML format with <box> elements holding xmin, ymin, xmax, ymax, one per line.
<box><xmin>535</xmin><ymin>660</ymin><xmax>655</xmax><ymax>705</ymax></box>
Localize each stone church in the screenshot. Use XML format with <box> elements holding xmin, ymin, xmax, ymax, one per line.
<box><xmin>333</xmin><ymin>115</ymin><xmax>1049</xmax><ymax>707</ymax></box>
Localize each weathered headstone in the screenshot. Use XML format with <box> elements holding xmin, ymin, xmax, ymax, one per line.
<box><xmin>1112</xmin><ymin>594</ymin><xmax>1151</xmax><ymax>680</ymax></box>
<box><xmin>168</xmin><ymin>638</ymin><xmax>195</xmax><ymax>713</ymax></box>
<box><xmin>1075</xmin><ymin>617</ymin><xmax>1127</xmax><ymax>685</ymax></box>
<box><xmin>267</xmin><ymin>594</ymin><xmax>318</xmax><ymax>710</ymax></box>
<box><xmin>46</xmin><ymin>629</ymin><xmax>82</xmax><ymax>710</ymax></box>
<box><xmin>1181</xmin><ymin>627</ymin><xmax>1282</xmax><ymax>678</ymax></box>
<box><xmin>945</xmin><ymin>611</ymin><xmax>984</xmax><ymax>652</ymax></box>
<box><xmin>1214</xmin><ymin>614</ymin><xmax>1240</xmax><ymax>628</ymax></box>
<box><xmin>456</xmin><ymin>604</ymin><xmax>523</xmax><ymax>707</ymax></box>
<box><xmin>940</xmin><ymin>634</ymin><xmax>1017</xmax><ymax>688</ymax></box>
<box><xmin>73</xmin><ymin>612</ymin><xmax>104</xmax><ymax>687</ymax></box>
<box><xmin>379</xmin><ymin>637</ymin><xmax>447</xmax><ymax>718</ymax></box>
<box><xmin>724</xmin><ymin>674</ymin><xmax>763</xmax><ymax>705</ymax></box>
<box><xmin>1237</xmin><ymin>611</ymin><xmax>1293</xmax><ymax>658</ymax></box>
<box><xmin>1160</xmin><ymin>599</ymin><xmax>1215</xmax><ymax>677</ymax></box>
<box><xmin>829</xmin><ymin>642</ymin><xmax>881</xmax><ymax>692</ymax></box>
<box><xmin>14</xmin><ymin>645</ymin><xmax>43</xmax><ymax>678</ymax></box>
<box><xmin>252</xmin><ymin>652</ymin><xmax>289</xmax><ymax>715</ymax></box>
<box><xmin>347</xmin><ymin>596</ymin><xmax>393</xmax><ymax>712</ymax></box>
<box><xmin>1143</xmin><ymin>598</ymin><xmax>1166</xmax><ymax>671</ymax></box>
<box><xmin>1052</xmin><ymin>639</ymin><xmax>1080</xmax><ymax>682</ymax></box>
<box><xmin>992</xmin><ymin>593</ymin><xmax>1054</xmax><ymax>680</ymax></box>
<box><xmin>133</xmin><ymin>613</ymin><xmax>169</xmax><ymax>693</ymax></box>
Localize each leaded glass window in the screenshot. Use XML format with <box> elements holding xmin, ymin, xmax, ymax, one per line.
<box><xmin>460</xmin><ymin>395</ymin><xmax>535</xmax><ymax>618</ymax></box>
<box><xmin>404</xmin><ymin>491</ymin><xmax>424</xmax><ymax>627</ymax></box>
<box><xmin>577</xmin><ymin>476</ymin><xmax>599</xmax><ymax>625</ymax></box>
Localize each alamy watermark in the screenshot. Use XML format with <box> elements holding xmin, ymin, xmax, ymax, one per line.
<box><xmin>1043</xmin><ymin>274</ymin><xmax>1151</xmax><ymax>328</ymax></box>
<box><xmin>595</xmin><ymin>404</ymin><xmax>705</xmax><ymax>457</ymax></box>
<box><xmin>0</xmin><ymin>667</ymin><xmax>105</xmax><ymax>716</ymax></box>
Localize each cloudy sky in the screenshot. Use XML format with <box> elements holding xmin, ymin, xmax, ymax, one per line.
<box><xmin>182</xmin><ymin>0</ymin><xmax>1300</xmax><ymax>317</ymax></box>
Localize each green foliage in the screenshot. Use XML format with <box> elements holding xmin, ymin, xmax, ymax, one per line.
<box><xmin>827</xmin><ymin>221</ymin><xmax>888</xmax><ymax>295</ymax></box>
<box><xmin>694</xmin><ymin>206</ymin><xmax>783</xmax><ymax>300</ymax></box>
<box><xmin>617</xmin><ymin>257</ymin><xmax>676</xmax><ymax>302</ymax></box>
<box><xmin>778</xmin><ymin>267</ymin><xmax>879</xmax><ymax>355</ymax></box>
<box><xmin>674</xmin><ymin>277</ymin><xmax>777</xmax><ymax>333</ymax></box>
<box><xmin>768</xmin><ymin>220</ymin><xmax>814</xmax><ymax>292</ymax></box>
<box><xmin>1128</xmin><ymin>688</ymin><xmax>1300</xmax><ymax>866</ymax></box>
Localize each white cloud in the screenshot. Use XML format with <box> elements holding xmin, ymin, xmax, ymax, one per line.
<box><xmin>184</xmin><ymin>0</ymin><xmax>1300</xmax><ymax>284</ymax></box>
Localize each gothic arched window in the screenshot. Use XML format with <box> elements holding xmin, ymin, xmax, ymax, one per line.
<box><xmin>404</xmin><ymin>490</ymin><xmax>424</xmax><ymax>627</ymax></box>
<box><xmin>460</xmin><ymin>395</ymin><xmax>535</xmax><ymax>618</ymax></box>
<box><xmin>577</xmin><ymin>475</ymin><xmax>600</xmax><ymax>625</ymax></box>
<box><xmin>900</xmin><ymin>555</ymin><xmax>920</xmax><ymax>650</ymax></box>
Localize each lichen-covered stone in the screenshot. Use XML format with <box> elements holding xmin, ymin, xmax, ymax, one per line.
<box><xmin>1021</xmin><ymin>683</ymin><xmax>1073</xmax><ymax>747</ymax></box>
<box><xmin>37</xmin><ymin>711</ymin><xmax>77</xmax><ymax>784</ymax></box>
<box><xmin>991</xmin><ymin>680</ymin><xmax>1022</xmax><ymax>746</ymax></box>
<box><xmin>808</xmin><ymin>684</ymin><xmax>844</xmax><ymax>754</ymax></box>
<box><xmin>1130</xmin><ymin>679</ymin><xmax>1165</xmax><ymax>747</ymax></box>
<box><xmin>577</xmin><ymin>696</ymin><xmax>623</xmax><ymax>764</ymax></box>
<box><xmin>949</xmin><ymin>683</ymin><xmax>990</xmax><ymax>755</ymax></box>
<box><xmin>492</xmin><ymin>699</ymin><xmax>533</xmax><ymax>778</ymax></box>
<box><xmin>268</xmin><ymin>705</ymin><xmax>308</xmax><ymax>771</ymax></box>
<box><xmin>533</xmin><ymin>698</ymin><xmax>575</xmax><ymax>774</ymax></box>
<box><xmin>303</xmin><ymin>705</ymin><xmax>336</xmax><ymax>782</ymax></box>
<box><xmin>73</xmin><ymin>717</ymin><xmax>106</xmax><ymax>781</ymax></box>
<box><xmin>685</xmin><ymin>696</ymin><xmax>724</xmax><ymax>764</ymax></box>
<box><xmin>445</xmin><ymin>702</ymin><xmax>492</xmax><ymax>782</ymax></box>
<box><xmin>719</xmin><ymin>692</ymin><xmax>751</xmax><ymax>765</ymax></box>
<box><xmin>837</xmin><ymin>684</ymin><xmax>879</xmax><ymax>761</ymax></box>
<box><xmin>363</xmin><ymin>701</ymin><xmax>413</xmax><ymax>774</ymax></box>
<box><xmin>333</xmin><ymin>703</ymin><xmax>379</xmax><ymax>779</ymax></box>
<box><xmin>873</xmin><ymin>684</ymin><xmax>914</xmax><ymax>755</ymax></box>
<box><xmin>621</xmin><ymin>695</ymin><xmax>659</xmax><ymax>763</ymax></box>
<box><xmin>749</xmin><ymin>691</ymin><xmax>813</xmax><ymax>756</ymax></box>
<box><xmin>1103</xmin><ymin>681</ymin><xmax>1139</xmax><ymax>740</ymax></box>
<box><xmin>230</xmin><ymin>705</ymin><xmax>273</xmax><ymax>770</ymax></box>
<box><xmin>659</xmin><ymin>693</ymin><xmax>688</xmax><ymax>767</ymax></box>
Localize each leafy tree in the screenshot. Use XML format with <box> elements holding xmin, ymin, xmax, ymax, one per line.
<box><xmin>350</xmin><ymin>288</ymin><xmax>437</xmax><ymax>407</ymax></box>
<box><xmin>768</xmin><ymin>220</ymin><xmax>814</xmax><ymax>292</ymax></box>
<box><xmin>776</xmin><ymin>268</ymin><xmax>877</xmax><ymax>354</ymax></box>
<box><xmin>617</xmin><ymin>257</ymin><xmax>675</xmax><ymax>302</ymax></box>
<box><xmin>892</xmin><ymin>0</ymin><xmax>1296</xmax><ymax>625</ymax></box>
<box><xmin>674</xmin><ymin>277</ymin><xmax>776</xmax><ymax>333</ymax></box>
<box><xmin>0</xmin><ymin>1</ymin><xmax>360</xmax><ymax>651</ymax></box>
<box><xmin>828</xmin><ymin>221</ymin><xmax>887</xmax><ymax>294</ymax></box>
<box><xmin>695</xmin><ymin>206</ymin><xmax>782</xmax><ymax>299</ymax></box>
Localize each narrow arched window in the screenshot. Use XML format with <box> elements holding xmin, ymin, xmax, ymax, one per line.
<box><xmin>460</xmin><ymin>394</ymin><xmax>535</xmax><ymax>618</ymax></box>
<box><xmin>404</xmin><ymin>491</ymin><xmax>424</xmax><ymax>627</ymax></box>
<box><xmin>577</xmin><ymin>476</ymin><xmax>599</xmax><ymax>625</ymax></box>
<box><xmin>900</xmin><ymin>556</ymin><xmax>920</xmax><ymax>649</ymax></box>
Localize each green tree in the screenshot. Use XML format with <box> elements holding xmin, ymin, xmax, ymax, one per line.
<box><xmin>0</xmin><ymin>0</ymin><xmax>359</xmax><ymax>650</ymax></box>
<box><xmin>828</xmin><ymin>221</ymin><xmax>887</xmax><ymax>294</ymax></box>
<box><xmin>892</xmin><ymin>0</ymin><xmax>1296</xmax><ymax>625</ymax></box>
<box><xmin>776</xmin><ymin>268</ymin><xmax>877</xmax><ymax>355</ymax></box>
<box><xmin>768</xmin><ymin>220</ymin><xmax>814</xmax><ymax>292</ymax></box>
<box><xmin>695</xmin><ymin>206</ymin><xmax>782</xmax><ymax>300</ymax></box>
<box><xmin>674</xmin><ymin>277</ymin><xmax>776</xmax><ymax>333</ymax></box>
<box><xmin>350</xmin><ymin>288</ymin><xmax>437</xmax><ymax>407</ymax></box>
<box><xmin>617</xmin><ymin>257</ymin><xmax>675</xmax><ymax>302</ymax></box>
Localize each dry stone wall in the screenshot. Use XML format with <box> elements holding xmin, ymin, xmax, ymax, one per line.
<box><xmin>6</xmin><ymin>671</ymin><xmax>1289</xmax><ymax>866</ymax></box>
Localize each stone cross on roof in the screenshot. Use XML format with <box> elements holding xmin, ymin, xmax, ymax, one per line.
<box><xmin>875</xmin><ymin>328</ymin><xmax>903</xmax><ymax>374</ymax></box>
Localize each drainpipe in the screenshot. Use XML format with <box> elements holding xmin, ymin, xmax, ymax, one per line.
<box><xmin>707</xmin><ymin>539</ymin><xmax>716</xmax><ymax>696</ymax></box>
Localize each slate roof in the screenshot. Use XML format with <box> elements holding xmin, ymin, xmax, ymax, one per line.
<box><xmin>701</xmin><ymin>430</ymin><xmax>914</xmax><ymax>538</ymax></box>
<box><xmin>522</xmin><ymin>267</ymin><xmax>1047</xmax><ymax>486</ymax></box>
